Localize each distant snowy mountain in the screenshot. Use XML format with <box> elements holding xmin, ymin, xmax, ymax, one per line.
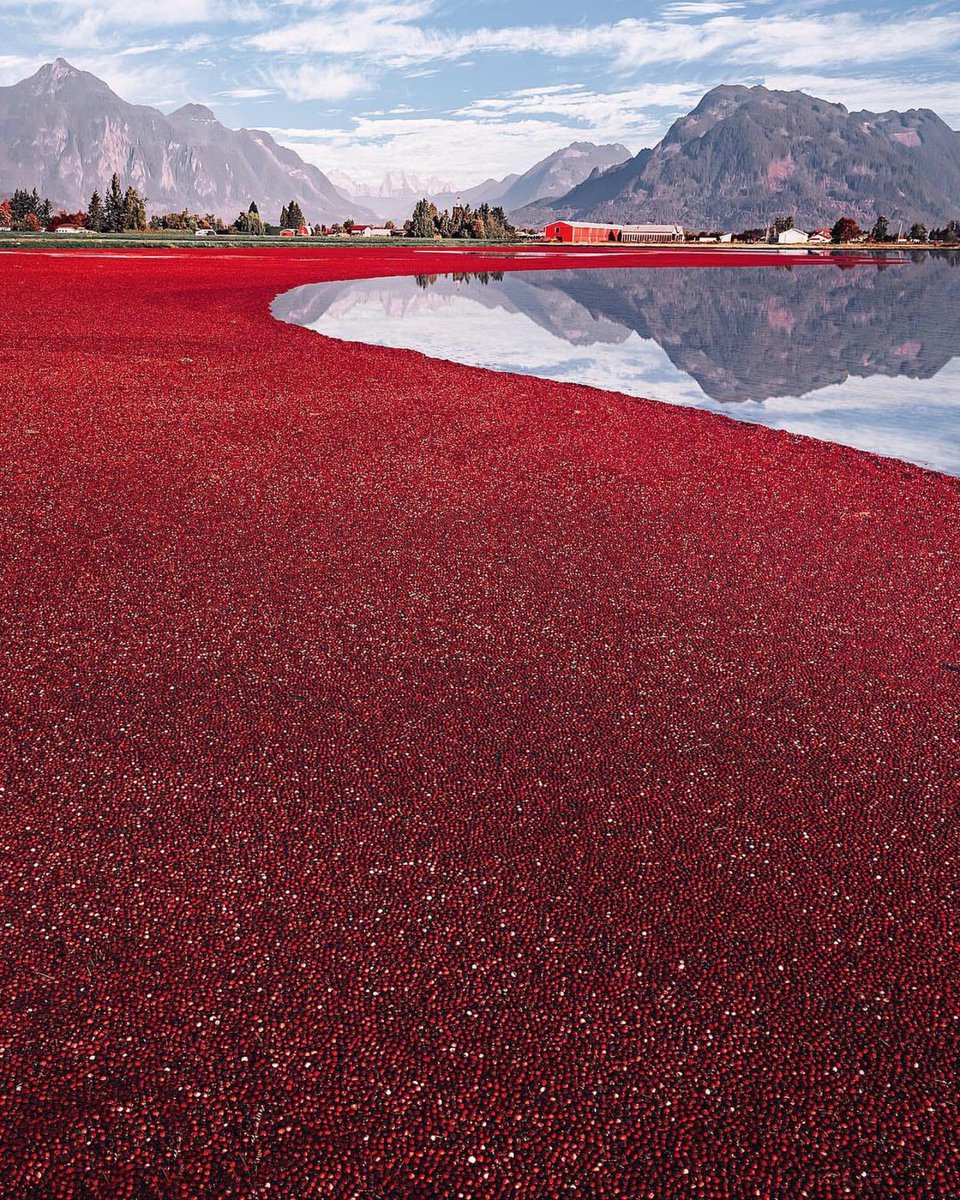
<box><xmin>333</xmin><ymin>170</ymin><xmax>458</xmax><ymax>198</ymax></box>
<box><xmin>329</xmin><ymin>143</ymin><xmax>632</xmax><ymax>224</ymax></box>
<box><xmin>0</xmin><ymin>59</ymin><xmax>376</xmax><ymax>224</ymax></box>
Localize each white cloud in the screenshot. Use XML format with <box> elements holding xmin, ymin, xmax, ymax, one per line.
<box><xmin>270</xmin><ymin>107</ymin><xmax>647</xmax><ymax>183</ymax></box>
<box><xmin>661</xmin><ymin>1</ymin><xmax>745</xmax><ymax>15</ymax></box>
<box><xmin>0</xmin><ymin>54</ymin><xmax>45</xmax><ymax>84</ymax></box>
<box><xmin>217</xmin><ymin>86</ymin><xmax>276</xmax><ymax>98</ymax></box>
<box><xmin>760</xmin><ymin>72</ymin><xmax>960</xmax><ymax>125</ymax></box>
<box><xmin>247</xmin><ymin>2</ymin><xmax>960</xmax><ymax>79</ymax></box>
<box><xmin>261</xmin><ymin>62</ymin><xmax>368</xmax><ymax>101</ymax></box>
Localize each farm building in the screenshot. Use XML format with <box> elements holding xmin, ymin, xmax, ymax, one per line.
<box><xmin>358</xmin><ymin>226</ymin><xmax>393</xmax><ymax>238</ymax></box>
<box><xmin>545</xmin><ymin>221</ymin><xmax>683</xmax><ymax>244</ymax></box>
<box><xmin>619</xmin><ymin>224</ymin><xmax>685</xmax><ymax>243</ymax></box>
<box><xmin>777</xmin><ymin>228</ymin><xmax>809</xmax><ymax>245</ymax></box>
<box><xmin>544</xmin><ymin>221</ymin><xmax>623</xmax><ymax>244</ymax></box>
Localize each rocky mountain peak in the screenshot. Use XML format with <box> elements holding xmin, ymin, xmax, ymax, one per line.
<box><xmin>170</xmin><ymin>103</ymin><xmax>219</xmax><ymax>124</ymax></box>
<box><xmin>31</xmin><ymin>58</ymin><xmax>84</xmax><ymax>92</ymax></box>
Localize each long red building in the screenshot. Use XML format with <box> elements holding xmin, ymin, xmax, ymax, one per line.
<box><xmin>545</xmin><ymin>220</ymin><xmax>684</xmax><ymax>244</ymax></box>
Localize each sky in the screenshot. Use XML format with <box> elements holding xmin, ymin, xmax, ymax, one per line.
<box><xmin>1</xmin><ymin>0</ymin><xmax>959</xmax><ymax>186</ymax></box>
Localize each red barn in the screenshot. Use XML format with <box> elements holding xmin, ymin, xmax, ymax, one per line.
<box><xmin>544</xmin><ymin>221</ymin><xmax>623</xmax><ymax>244</ymax></box>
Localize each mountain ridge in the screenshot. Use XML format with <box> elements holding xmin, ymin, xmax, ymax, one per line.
<box><xmin>514</xmin><ymin>84</ymin><xmax>960</xmax><ymax>228</ymax></box>
<box><xmin>0</xmin><ymin>59</ymin><xmax>376</xmax><ymax>223</ymax></box>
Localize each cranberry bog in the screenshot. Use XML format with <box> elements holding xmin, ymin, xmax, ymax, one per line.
<box><xmin>0</xmin><ymin>245</ymin><xmax>957</xmax><ymax>1199</ymax></box>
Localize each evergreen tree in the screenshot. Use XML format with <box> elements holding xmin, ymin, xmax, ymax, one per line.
<box><xmin>105</xmin><ymin>173</ymin><xmax>125</xmax><ymax>232</ymax></box>
<box><xmin>249</xmin><ymin>201</ymin><xmax>259</xmax><ymax>216</ymax></box>
<box><xmin>279</xmin><ymin>204</ymin><xmax>289</xmax><ymax>228</ymax></box>
<box><xmin>909</xmin><ymin>222</ymin><xmax>928</xmax><ymax>242</ymax></box>
<box><xmin>772</xmin><ymin>215</ymin><xmax>794</xmax><ymax>236</ymax></box>
<box><xmin>87</xmin><ymin>190</ymin><xmax>105</xmax><ymax>232</ymax></box>
<box><xmin>38</xmin><ymin>197</ymin><xmax>52</xmax><ymax>226</ymax></box>
<box><xmin>870</xmin><ymin>214</ymin><xmax>890</xmax><ymax>242</ymax></box>
<box><xmin>287</xmin><ymin>200</ymin><xmax>305</xmax><ymax>228</ymax></box>
<box><xmin>10</xmin><ymin>189</ymin><xmax>34</xmax><ymax>221</ymax></box>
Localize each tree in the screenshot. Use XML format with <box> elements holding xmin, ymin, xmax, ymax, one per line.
<box><xmin>0</xmin><ymin>199</ymin><xmax>12</xmax><ymax>227</ymax></box>
<box><xmin>772</xmin><ymin>215</ymin><xmax>794</xmax><ymax>236</ymax></box>
<box><xmin>909</xmin><ymin>222</ymin><xmax>928</xmax><ymax>243</ymax></box>
<box><xmin>832</xmin><ymin>217</ymin><xmax>862</xmax><ymax>243</ymax></box>
<box><xmin>105</xmin><ymin>173</ymin><xmax>125</xmax><ymax>232</ymax></box>
<box><xmin>123</xmin><ymin>186</ymin><xmax>147</xmax><ymax>231</ymax></box>
<box><xmin>933</xmin><ymin>220</ymin><xmax>960</xmax><ymax>245</ymax></box>
<box><xmin>287</xmin><ymin>200</ymin><xmax>305</xmax><ymax>229</ymax></box>
<box><xmin>22</xmin><ymin>212</ymin><xmax>41</xmax><ymax>233</ymax></box>
<box><xmin>408</xmin><ymin>198</ymin><xmax>438</xmax><ymax>239</ymax></box>
<box><xmin>870</xmin><ymin>214</ymin><xmax>890</xmax><ymax>242</ymax></box>
<box><xmin>279</xmin><ymin>204</ymin><xmax>289</xmax><ymax>228</ymax></box>
<box><xmin>235</xmin><ymin>207</ymin><xmax>264</xmax><ymax>235</ymax></box>
<box><xmin>10</xmin><ymin>188</ymin><xmax>36</xmax><ymax>222</ymax></box>
<box><xmin>249</xmin><ymin>201</ymin><xmax>259</xmax><ymax>216</ymax></box>
<box><xmin>87</xmin><ymin>190</ymin><xmax>106</xmax><ymax>232</ymax></box>
<box><xmin>342</xmin><ymin>217</ymin><xmax>355</xmax><ymax>233</ymax></box>
<box><xmin>47</xmin><ymin>209</ymin><xmax>87</xmax><ymax>232</ymax></box>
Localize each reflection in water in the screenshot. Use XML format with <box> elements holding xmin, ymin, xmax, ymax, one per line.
<box><xmin>272</xmin><ymin>255</ymin><xmax>960</xmax><ymax>474</ymax></box>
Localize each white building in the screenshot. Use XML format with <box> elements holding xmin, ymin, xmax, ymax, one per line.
<box><xmin>619</xmin><ymin>224</ymin><xmax>685</xmax><ymax>243</ymax></box>
<box><xmin>777</xmin><ymin>227</ymin><xmax>809</xmax><ymax>245</ymax></box>
<box><xmin>358</xmin><ymin>226</ymin><xmax>393</xmax><ymax>238</ymax></box>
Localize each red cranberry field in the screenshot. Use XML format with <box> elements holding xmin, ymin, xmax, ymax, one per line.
<box><xmin>0</xmin><ymin>246</ymin><xmax>958</xmax><ymax>1198</ymax></box>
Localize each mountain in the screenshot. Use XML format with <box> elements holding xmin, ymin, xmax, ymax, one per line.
<box><xmin>0</xmin><ymin>59</ymin><xmax>376</xmax><ymax>223</ymax></box>
<box><xmin>341</xmin><ymin>142</ymin><xmax>631</xmax><ymax>224</ymax></box>
<box><xmin>333</xmin><ymin>170</ymin><xmax>458</xmax><ymax>199</ymax></box>
<box><xmin>495</xmin><ymin>141</ymin><xmax>632</xmax><ymax>212</ymax></box>
<box><xmin>514</xmin><ymin>85</ymin><xmax>960</xmax><ymax>229</ymax></box>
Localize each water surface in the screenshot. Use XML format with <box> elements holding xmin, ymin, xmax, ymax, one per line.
<box><xmin>273</xmin><ymin>254</ymin><xmax>960</xmax><ymax>475</ymax></box>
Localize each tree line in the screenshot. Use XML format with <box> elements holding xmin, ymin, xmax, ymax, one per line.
<box><xmin>406</xmin><ymin>199</ymin><xmax>515</xmax><ymax>240</ymax></box>
<box><xmin>0</xmin><ymin>174</ymin><xmax>147</xmax><ymax>232</ymax></box>
<box><xmin>730</xmin><ymin>214</ymin><xmax>959</xmax><ymax>244</ymax></box>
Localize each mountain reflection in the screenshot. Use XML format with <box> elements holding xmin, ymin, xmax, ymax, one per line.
<box><xmin>273</xmin><ymin>254</ymin><xmax>960</xmax><ymax>474</ymax></box>
<box><xmin>405</xmin><ymin>256</ymin><xmax>960</xmax><ymax>405</ymax></box>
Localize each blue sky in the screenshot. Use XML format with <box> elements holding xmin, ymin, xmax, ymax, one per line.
<box><xmin>2</xmin><ymin>0</ymin><xmax>959</xmax><ymax>185</ymax></box>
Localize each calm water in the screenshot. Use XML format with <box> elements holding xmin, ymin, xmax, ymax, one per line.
<box><xmin>273</xmin><ymin>253</ymin><xmax>960</xmax><ymax>475</ymax></box>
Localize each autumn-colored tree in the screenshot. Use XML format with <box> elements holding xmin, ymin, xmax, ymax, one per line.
<box><xmin>47</xmin><ymin>209</ymin><xmax>88</xmax><ymax>232</ymax></box>
<box><xmin>0</xmin><ymin>199</ymin><xmax>12</xmax><ymax>227</ymax></box>
<box><xmin>22</xmin><ymin>212</ymin><xmax>42</xmax><ymax>232</ymax></box>
<box><xmin>831</xmin><ymin>217</ymin><xmax>862</xmax><ymax>243</ymax></box>
<box><xmin>407</xmin><ymin>198</ymin><xmax>438</xmax><ymax>239</ymax></box>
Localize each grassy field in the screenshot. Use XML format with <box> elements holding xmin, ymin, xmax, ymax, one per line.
<box><xmin>0</xmin><ymin>230</ymin><xmax>533</xmax><ymax>250</ymax></box>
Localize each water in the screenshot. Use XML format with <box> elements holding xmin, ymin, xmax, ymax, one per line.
<box><xmin>272</xmin><ymin>253</ymin><xmax>960</xmax><ymax>476</ymax></box>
